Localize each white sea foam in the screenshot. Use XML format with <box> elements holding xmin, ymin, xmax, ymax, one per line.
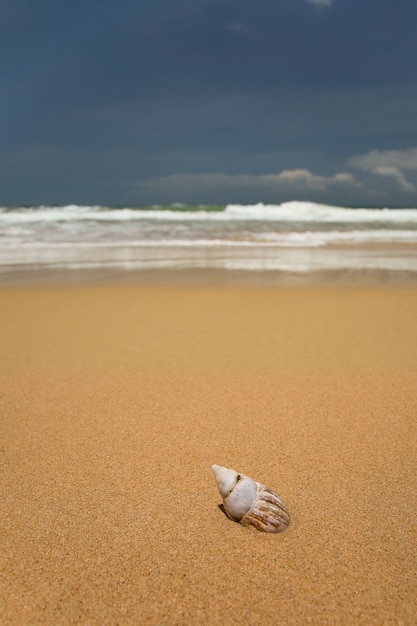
<box><xmin>1</xmin><ymin>202</ymin><xmax>417</xmax><ymax>224</ymax></box>
<box><xmin>224</xmin><ymin>202</ymin><xmax>417</xmax><ymax>223</ymax></box>
<box><xmin>1</xmin><ymin>230</ymin><xmax>417</xmax><ymax>249</ymax></box>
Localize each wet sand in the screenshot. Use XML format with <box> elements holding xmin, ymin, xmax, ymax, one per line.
<box><xmin>1</xmin><ymin>281</ymin><xmax>417</xmax><ymax>624</ymax></box>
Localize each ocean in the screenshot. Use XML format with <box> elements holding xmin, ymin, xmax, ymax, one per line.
<box><xmin>1</xmin><ymin>202</ymin><xmax>417</xmax><ymax>280</ymax></box>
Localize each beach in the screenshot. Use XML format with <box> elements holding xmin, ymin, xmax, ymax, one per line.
<box><xmin>1</xmin><ymin>279</ymin><xmax>417</xmax><ymax>625</ymax></box>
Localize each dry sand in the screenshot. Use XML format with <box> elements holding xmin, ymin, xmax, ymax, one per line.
<box><xmin>1</xmin><ymin>282</ymin><xmax>417</xmax><ymax>625</ymax></box>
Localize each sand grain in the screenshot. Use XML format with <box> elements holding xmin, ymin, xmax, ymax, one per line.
<box><xmin>1</xmin><ymin>284</ymin><xmax>416</xmax><ymax>624</ymax></box>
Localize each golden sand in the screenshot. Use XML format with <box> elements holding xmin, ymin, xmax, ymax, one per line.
<box><xmin>1</xmin><ymin>283</ymin><xmax>417</xmax><ymax>624</ymax></box>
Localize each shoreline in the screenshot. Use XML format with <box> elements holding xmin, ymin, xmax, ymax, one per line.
<box><xmin>1</xmin><ymin>241</ymin><xmax>417</xmax><ymax>287</ymax></box>
<box><xmin>2</xmin><ymin>264</ymin><xmax>417</xmax><ymax>289</ymax></box>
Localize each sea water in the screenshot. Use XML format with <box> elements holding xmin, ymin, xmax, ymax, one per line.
<box><xmin>1</xmin><ymin>202</ymin><xmax>417</xmax><ymax>277</ymax></box>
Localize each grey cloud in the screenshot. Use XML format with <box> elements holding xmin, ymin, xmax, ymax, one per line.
<box><xmin>349</xmin><ymin>148</ymin><xmax>417</xmax><ymax>171</ymax></box>
<box><xmin>349</xmin><ymin>148</ymin><xmax>417</xmax><ymax>193</ymax></box>
<box><xmin>371</xmin><ymin>168</ymin><xmax>415</xmax><ymax>193</ymax></box>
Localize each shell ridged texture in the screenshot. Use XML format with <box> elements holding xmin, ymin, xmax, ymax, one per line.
<box><xmin>242</xmin><ymin>483</ymin><xmax>290</xmax><ymax>533</ymax></box>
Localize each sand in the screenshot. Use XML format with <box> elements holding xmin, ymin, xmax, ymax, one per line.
<box><xmin>1</xmin><ymin>281</ymin><xmax>417</xmax><ymax>625</ymax></box>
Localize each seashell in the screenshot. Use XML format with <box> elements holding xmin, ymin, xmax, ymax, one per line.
<box><xmin>212</xmin><ymin>464</ymin><xmax>290</xmax><ymax>533</ymax></box>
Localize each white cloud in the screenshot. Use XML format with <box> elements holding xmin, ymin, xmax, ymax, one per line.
<box><xmin>349</xmin><ymin>148</ymin><xmax>417</xmax><ymax>193</ymax></box>
<box><xmin>136</xmin><ymin>169</ymin><xmax>360</xmax><ymax>196</ymax></box>
<box><xmin>260</xmin><ymin>169</ymin><xmax>359</xmax><ymax>191</ymax></box>
<box><xmin>305</xmin><ymin>0</ymin><xmax>333</xmax><ymax>7</ymax></box>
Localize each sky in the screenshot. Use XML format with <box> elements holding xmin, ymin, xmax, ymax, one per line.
<box><xmin>1</xmin><ymin>0</ymin><xmax>417</xmax><ymax>207</ymax></box>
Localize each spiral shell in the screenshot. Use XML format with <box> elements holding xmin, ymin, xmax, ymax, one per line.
<box><xmin>212</xmin><ymin>464</ymin><xmax>290</xmax><ymax>533</ymax></box>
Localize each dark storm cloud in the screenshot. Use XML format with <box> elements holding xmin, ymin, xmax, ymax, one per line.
<box><xmin>1</xmin><ymin>0</ymin><xmax>417</xmax><ymax>205</ymax></box>
<box><xmin>7</xmin><ymin>0</ymin><xmax>413</xmax><ymax>101</ymax></box>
